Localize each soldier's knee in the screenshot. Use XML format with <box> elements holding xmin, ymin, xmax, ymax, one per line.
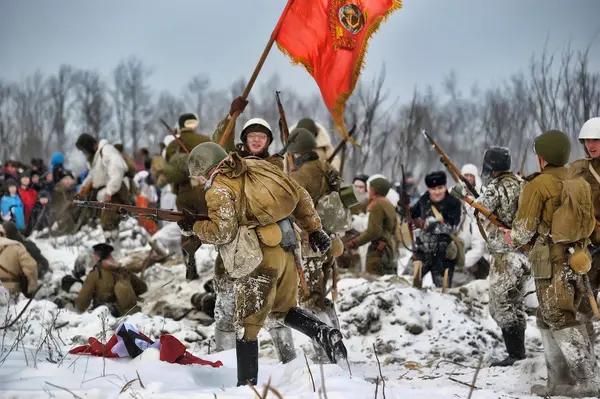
<box><xmin>241</xmin><ymin>324</ymin><xmax>262</xmax><ymax>341</ymax></box>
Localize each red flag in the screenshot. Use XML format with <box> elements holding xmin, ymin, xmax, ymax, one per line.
<box><xmin>275</xmin><ymin>0</ymin><xmax>401</xmax><ymax>143</ymax></box>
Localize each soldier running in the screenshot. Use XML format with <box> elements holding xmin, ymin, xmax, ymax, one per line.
<box><xmin>179</xmin><ymin>142</ymin><xmax>348</xmax><ymax>386</ymax></box>
<box><xmin>75</xmin><ymin>134</ymin><xmax>135</xmax><ymax>255</ymax></box>
<box><xmin>287</xmin><ymin>128</ymin><xmax>342</xmax><ymax>330</ymax></box>
<box><xmin>210</xmin><ymin>98</ymin><xmax>296</xmax><ymax>361</ymax></box>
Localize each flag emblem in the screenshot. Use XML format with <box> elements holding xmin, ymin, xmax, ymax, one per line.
<box><xmin>339</xmin><ymin>4</ymin><xmax>364</xmax><ymax>34</ymax></box>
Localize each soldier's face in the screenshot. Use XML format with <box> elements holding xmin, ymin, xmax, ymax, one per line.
<box><xmin>246</xmin><ymin>131</ymin><xmax>269</xmax><ymax>154</ymax></box>
<box><xmin>428</xmin><ymin>185</ymin><xmax>446</xmax><ymax>202</ymax></box>
<box><xmin>585</xmin><ymin>139</ymin><xmax>600</xmax><ymax>158</ymax></box>
<box><xmin>40</xmin><ymin>197</ymin><xmax>49</xmax><ymax>205</ymax></box>
<box><xmin>353</xmin><ymin>180</ymin><xmax>366</xmax><ymax>194</ymax></box>
<box><xmin>464</xmin><ymin>174</ymin><xmax>475</xmax><ymax>187</ymax></box>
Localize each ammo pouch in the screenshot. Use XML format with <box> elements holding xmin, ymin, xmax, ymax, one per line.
<box><xmin>256</xmin><ymin>223</ymin><xmax>282</xmax><ymax>247</ymax></box>
<box><xmin>277</xmin><ymin>217</ymin><xmax>297</xmax><ymax>252</ymax></box>
<box><xmin>528</xmin><ymin>241</ymin><xmax>552</xmax><ymax>279</ymax></box>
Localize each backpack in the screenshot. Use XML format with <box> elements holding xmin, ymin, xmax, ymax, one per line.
<box><xmin>242</xmin><ymin>158</ymin><xmax>300</xmax><ymax>226</ymax></box>
<box><xmin>315</xmin><ymin>168</ymin><xmax>351</xmax><ymax>234</ymax></box>
<box><xmin>551</xmin><ymin>176</ymin><xmax>595</xmax><ymax>244</ymax></box>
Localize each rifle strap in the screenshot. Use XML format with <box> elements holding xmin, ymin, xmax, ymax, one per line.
<box><xmin>431</xmin><ymin>205</ymin><xmax>444</xmax><ymax>223</ymax></box>
<box><xmin>473</xmin><ymin>210</ymin><xmax>490</xmax><ymax>243</ymax></box>
<box><xmin>588</xmin><ymin>162</ymin><xmax>600</xmax><ymax>186</ymax></box>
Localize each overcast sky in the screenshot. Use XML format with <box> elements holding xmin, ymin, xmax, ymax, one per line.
<box><xmin>1</xmin><ymin>0</ymin><xmax>599</xmax><ymax>103</ymax></box>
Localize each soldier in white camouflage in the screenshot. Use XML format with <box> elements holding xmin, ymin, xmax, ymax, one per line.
<box><xmin>475</xmin><ymin>146</ymin><xmax>530</xmax><ymax>367</ymax></box>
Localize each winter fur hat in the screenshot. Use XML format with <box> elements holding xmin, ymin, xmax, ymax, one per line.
<box><xmin>177</xmin><ymin>113</ymin><xmax>199</xmax><ymax>131</ymax></box>
<box><xmin>38</xmin><ymin>190</ymin><xmax>50</xmax><ymax>199</ymax></box>
<box><xmin>75</xmin><ymin>133</ymin><xmax>98</xmax><ymax>155</ymax></box>
<box><xmin>425</xmin><ymin>171</ymin><xmax>447</xmax><ymax>188</ymax></box>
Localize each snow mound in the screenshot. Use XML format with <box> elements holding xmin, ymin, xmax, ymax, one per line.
<box><xmin>0</xmin><ymin>227</ymin><xmax>568</xmax><ymax>398</ymax></box>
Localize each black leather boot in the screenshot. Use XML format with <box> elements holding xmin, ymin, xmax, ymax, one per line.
<box><xmin>284</xmin><ymin>307</ymin><xmax>347</xmax><ymax>363</ymax></box>
<box><xmin>490</xmin><ymin>326</ymin><xmax>526</xmax><ymax>367</ymax></box>
<box><xmin>236</xmin><ymin>338</ymin><xmax>258</xmax><ymax>386</ymax></box>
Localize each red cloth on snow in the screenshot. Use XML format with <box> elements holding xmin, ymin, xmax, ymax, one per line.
<box><xmin>69</xmin><ymin>322</ymin><xmax>222</xmax><ymax>368</ymax></box>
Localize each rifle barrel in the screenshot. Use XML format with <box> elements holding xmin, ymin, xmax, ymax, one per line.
<box><xmin>72</xmin><ymin>200</ymin><xmax>209</xmax><ymax>222</ymax></box>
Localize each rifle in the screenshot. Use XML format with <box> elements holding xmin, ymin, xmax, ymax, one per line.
<box><xmin>421</xmin><ymin>130</ymin><xmax>479</xmax><ymax>198</ymax></box>
<box><xmin>72</xmin><ymin>200</ymin><xmax>209</xmax><ymax>223</ymax></box>
<box><xmin>327</xmin><ymin>124</ymin><xmax>358</xmax><ymax>164</ymax></box>
<box><xmin>398</xmin><ymin>165</ymin><xmax>422</xmax><ymax>288</ymax></box>
<box><xmin>275</xmin><ymin>91</ymin><xmax>295</xmax><ymax>172</ymax></box>
<box><xmin>449</xmin><ymin>187</ymin><xmax>511</xmax><ymax>229</ymax></box>
<box><xmin>159</xmin><ymin>118</ymin><xmax>190</xmax><ymax>155</ymax></box>
<box><xmin>449</xmin><ymin>187</ymin><xmax>537</xmax><ymax>253</ymax></box>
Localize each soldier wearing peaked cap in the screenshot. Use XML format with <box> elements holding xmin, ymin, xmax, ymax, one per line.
<box><xmin>410</xmin><ymin>171</ymin><xmax>462</xmax><ymax>288</ymax></box>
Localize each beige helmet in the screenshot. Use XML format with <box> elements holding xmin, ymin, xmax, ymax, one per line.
<box><xmin>188</xmin><ymin>142</ymin><xmax>228</xmax><ymax>177</ymax></box>
<box><xmin>241</xmin><ymin>118</ymin><xmax>273</xmax><ymax>145</ymax></box>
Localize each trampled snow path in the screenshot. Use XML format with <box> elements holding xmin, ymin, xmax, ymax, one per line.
<box><xmin>0</xmin><ymin>223</ymin><xmax>593</xmax><ymax>398</ymax></box>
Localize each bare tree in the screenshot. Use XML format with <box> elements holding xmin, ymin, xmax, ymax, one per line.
<box><xmin>0</xmin><ymin>81</ymin><xmax>16</xmax><ymax>161</ymax></box>
<box><xmin>185</xmin><ymin>74</ymin><xmax>210</xmax><ymax>121</ymax></box>
<box><xmin>47</xmin><ymin>65</ymin><xmax>75</xmax><ymax>152</ymax></box>
<box><xmin>529</xmin><ymin>39</ymin><xmax>600</xmax><ymax>154</ymax></box>
<box><xmin>74</xmin><ymin>69</ymin><xmax>112</xmax><ymax>139</ymax></box>
<box><xmin>112</xmin><ymin>57</ymin><xmax>153</xmax><ymax>151</ymax></box>
<box><xmin>13</xmin><ymin>72</ymin><xmax>50</xmax><ymax>160</ymax></box>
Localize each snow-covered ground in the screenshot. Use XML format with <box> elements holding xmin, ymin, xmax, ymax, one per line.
<box><xmin>0</xmin><ymin>221</ymin><xmax>588</xmax><ymax>398</ymax></box>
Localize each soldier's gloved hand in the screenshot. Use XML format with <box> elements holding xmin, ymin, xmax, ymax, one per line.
<box><xmin>177</xmin><ymin>209</ymin><xmax>197</xmax><ymax>236</ymax></box>
<box><xmin>309</xmin><ymin>229</ymin><xmax>332</xmax><ymax>253</ymax></box>
<box><xmin>229</xmin><ymin>96</ymin><xmax>248</xmax><ymax>116</ymax></box>
<box><xmin>410</xmin><ymin>218</ymin><xmax>426</xmax><ymax>230</ymax></box>
<box><xmin>344</xmin><ymin>237</ymin><xmax>358</xmax><ymax>249</ymax></box>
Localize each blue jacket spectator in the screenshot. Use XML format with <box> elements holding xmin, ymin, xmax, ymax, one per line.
<box><xmin>1</xmin><ymin>179</ymin><xmax>25</xmax><ymax>230</ymax></box>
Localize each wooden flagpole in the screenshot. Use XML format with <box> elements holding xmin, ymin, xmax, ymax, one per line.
<box><xmin>219</xmin><ymin>0</ymin><xmax>295</xmax><ymax>147</ymax></box>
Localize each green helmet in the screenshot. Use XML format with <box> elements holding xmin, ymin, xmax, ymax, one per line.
<box><xmin>533</xmin><ymin>130</ymin><xmax>571</xmax><ymax>166</ymax></box>
<box><xmin>369</xmin><ymin>177</ymin><xmax>391</xmax><ymax>196</ymax></box>
<box><xmin>188</xmin><ymin>142</ymin><xmax>228</xmax><ymax>177</ymax></box>
<box><xmin>287</xmin><ymin>128</ymin><xmax>317</xmax><ymax>154</ymax></box>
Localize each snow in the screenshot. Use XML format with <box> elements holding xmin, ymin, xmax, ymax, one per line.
<box><xmin>0</xmin><ymin>221</ymin><xmax>586</xmax><ymax>398</ymax></box>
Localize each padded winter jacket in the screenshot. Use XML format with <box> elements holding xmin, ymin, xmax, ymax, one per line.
<box><xmin>81</xmin><ymin>139</ymin><xmax>127</xmax><ymax>199</ymax></box>
<box><xmin>1</xmin><ymin>194</ymin><xmax>25</xmax><ymax>230</ymax></box>
<box><xmin>18</xmin><ymin>187</ymin><xmax>38</xmax><ymax>225</ymax></box>
<box><xmin>0</xmin><ymin>237</ymin><xmax>37</xmax><ymax>295</ymax></box>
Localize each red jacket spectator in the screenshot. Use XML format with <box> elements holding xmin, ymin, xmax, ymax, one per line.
<box><xmin>18</xmin><ymin>172</ymin><xmax>38</xmax><ymax>225</ymax></box>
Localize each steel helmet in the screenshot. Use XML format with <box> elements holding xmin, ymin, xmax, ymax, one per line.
<box><xmin>287</xmin><ymin>128</ymin><xmax>317</xmax><ymax>154</ymax></box>
<box><xmin>188</xmin><ymin>142</ymin><xmax>228</xmax><ymax>177</ymax></box>
<box><xmin>533</xmin><ymin>130</ymin><xmax>571</xmax><ymax>166</ymax></box>
<box><xmin>579</xmin><ymin>117</ymin><xmax>600</xmax><ymax>140</ymax></box>
<box><xmin>481</xmin><ymin>147</ymin><xmax>511</xmax><ymax>178</ymax></box>
<box><xmin>241</xmin><ymin>118</ymin><xmax>273</xmax><ymax>144</ymax></box>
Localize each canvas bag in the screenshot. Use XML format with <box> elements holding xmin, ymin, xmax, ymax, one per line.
<box><xmin>316</xmin><ymin>168</ymin><xmax>351</xmax><ymax>234</ymax></box>
<box><xmin>219</xmin><ymin>177</ymin><xmax>263</xmax><ymax>279</ymax></box>
<box><xmin>551</xmin><ymin>173</ymin><xmax>595</xmax><ymax>244</ymax></box>
<box><xmin>243</xmin><ymin>159</ymin><xmax>299</xmax><ymax>226</ymax></box>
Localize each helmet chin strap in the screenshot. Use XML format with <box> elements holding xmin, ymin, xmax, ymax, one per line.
<box><xmin>536</xmin><ymin>155</ymin><xmax>544</xmax><ymax>172</ymax></box>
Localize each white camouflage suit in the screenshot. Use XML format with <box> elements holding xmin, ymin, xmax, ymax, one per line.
<box><xmin>476</xmin><ymin>172</ymin><xmax>530</xmax><ymax>330</ymax></box>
